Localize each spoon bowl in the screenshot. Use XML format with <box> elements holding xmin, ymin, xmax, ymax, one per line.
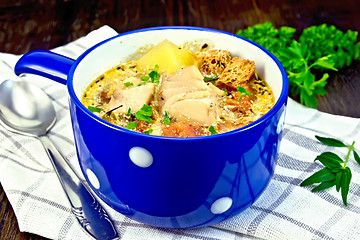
<box><xmin>0</xmin><ymin>79</ymin><xmax>119</xmax><ymax>240</ymax></box>
<box><xmin>0</xmin><ymin>80</ymin><xmax>55</xmax><ymax>136</ymax></box>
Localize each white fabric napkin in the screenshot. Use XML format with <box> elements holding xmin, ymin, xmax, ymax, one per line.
<box><xmin>1</xmin><ymin>26</ymin><xmax>360</xmax><ymax>240</ymax></box>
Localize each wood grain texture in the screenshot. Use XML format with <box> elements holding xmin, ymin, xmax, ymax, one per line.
<box><xmin>0</xmin><ymin>0</ymin><xmax>359</xmax><ymax>239</ymax></box>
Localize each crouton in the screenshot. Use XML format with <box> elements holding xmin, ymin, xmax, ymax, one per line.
<box><xmin>216</xmin><ymin>57</ymin><xmax>255</xmax><ymax>90</ymax></box>
<box><xmin>195</xmin><ymin>50</ymin><xmax>231</xmax><ymax>76</ymax></box>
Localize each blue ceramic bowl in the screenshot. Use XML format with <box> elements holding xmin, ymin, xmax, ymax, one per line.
<box><xmin>15</xmin><ymin>26</ymin><xmax>288</xmax><ymax>229</ymax></box>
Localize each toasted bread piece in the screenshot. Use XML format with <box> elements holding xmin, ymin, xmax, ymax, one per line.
<box><xmin>216</xmin><ymin>57</ymin><xmax>255</xmax><ymax>90</ymax></box>
<box><xmin>195</xmin><ymin>50</ymin><xmax>231</xmax><ymax>76</ymax></box>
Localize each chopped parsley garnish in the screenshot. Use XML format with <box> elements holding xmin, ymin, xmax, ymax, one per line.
<box><xmin>126</xmin><ymin>121</ymin><xmax>137</xmax><ymax>130</ymax></box>
<box><xmin>236</xmin><ymin>86</ymin><xmax>252</xmax><ymax>100</ymax></box>
<box><xmin>163</xmin><ymin>111</ymin><xmax>170</xmax><ymax>125</ymax></box>
<box><xmin>127</xmin><ymin>107</ymin><xmax>131</xmax><ymax>116</ymax></box>
<box><xmin>124</xmin><ymin>82</ymin><xmax>133</xmax><ymax>87</ymax></box>
<box><xmin>143</xmin><ymin>129</ymin><xmax>153</xmax><ymax>135</ymax></box>
<box><xmin>209</xmin><ymin>126</ymin><xmax>217</xmax><ymax>135</ymax></box>
<box><xmin>148</xmin><ymin>64</ymin><xmax>161</xmax><ymax>84</ymax></box>
<box><xmin>134</xmin><ymin>104</ymin><xmax>153</xmax><ymax>123</ymax></box>
<box><xmin>126</xmin><ymin>105</ymin><xmax>153</xmax><ymax>130</ymax></box>
<box><xmin>87</xmin><ymin>106</ymin><xmax>102</xmax><ymax>113</ymax></box>
<box><xmin>141</xmin><ymin>75</ymin><xmax>150</xmax><ymax>81</ymax></box>
<box><xmin>141</xmin><ymin>65</ymin><xmax>161</xmax><ymax>84</ymax></box>
<box><xmin>204</xmin><ymin>75</ymin><xmax>219</xmax><ymax>81</ymax></box>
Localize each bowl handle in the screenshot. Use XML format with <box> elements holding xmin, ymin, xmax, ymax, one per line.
<box><xmin>14</xmin><ymin>50</ymin><xmax>75</xmax><ymax>85</ymax></box>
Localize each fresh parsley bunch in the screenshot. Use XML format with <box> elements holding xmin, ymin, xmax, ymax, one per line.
<box><xmin>277</xmin><ymin>40</ymin><xmax>337</xmax><ymax>108</ymax></box>
<box><xmin>301</xmin><ymin>136</ymin><xmax>360</xmax><ymax>206</ymax></box>
<box><xmin>236</xmin><ymin>22</ymin><xmax>360</xmax><ymax>108</ymax></box>
<box><xmin>300</xmin><ymin>24</ymin><xmax>360</xmax><ymax>69</ymax></box>
<box><xmin>236</xmin><ymin>21</ymin><xmax>296</xmax><ymax>53</ymax></box>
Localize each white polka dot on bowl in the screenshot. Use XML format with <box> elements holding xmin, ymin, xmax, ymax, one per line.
<box><xmin>210</xmin><ymin>197</ymin><xmax>233</xmax><ymax>214</ymax></box>
<box><xmin>277</xmin><ymin>107</ymin><xmax>286</xmax><ymax>134</ymax></box>
<box><xmin>129</xmin><ymin>147</ymin><xmax>153</xmax><ymax>168</ymax></box>
<box><xmin>86</xmin><ymin>168</ymin><xmax>100</xmax><ymax>189</ymax></box>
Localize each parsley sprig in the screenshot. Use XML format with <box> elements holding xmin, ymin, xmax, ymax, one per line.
<box><xmin>236</xmin><ymin>22</ymin><xmax>360</xmax><ymax>108</ymax></box>
<box><xmin>300</xmin><ymin>135</ymin><xmax>360</xmax><ymax>206</ymax></box>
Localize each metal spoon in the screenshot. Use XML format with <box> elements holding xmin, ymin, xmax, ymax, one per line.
<box><xmin>0</xmin><ymin>79</ymin><xmax>119</xmax><ymax>240</ymax></box>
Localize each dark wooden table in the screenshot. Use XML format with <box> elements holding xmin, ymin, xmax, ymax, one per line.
<box><xmin>1</xmin><ymin>0</ymin><xmax>359</xmax><ymax>239</ymax></box>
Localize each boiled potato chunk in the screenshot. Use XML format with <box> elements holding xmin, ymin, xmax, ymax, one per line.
<box><xmin>136</xmin><ymin>40</ymin><xmax>194</xmax><ymax>74</ymax></box>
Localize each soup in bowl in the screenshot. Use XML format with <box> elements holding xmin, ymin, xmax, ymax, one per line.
<box><xmin>15</xmin><ymin>26</ymin><xmax>288</xmax><ymax>228</ymax></box>
<box><xmin>82</xmin><ymin>39</ymin><xmax>275</xmax><ymax>137</ymax></box>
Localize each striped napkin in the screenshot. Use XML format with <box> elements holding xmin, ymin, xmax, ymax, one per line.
<box><xmin>1</xmin><ymin>26</ymin><xmax>360</xmax><ymax>240</ymax></box>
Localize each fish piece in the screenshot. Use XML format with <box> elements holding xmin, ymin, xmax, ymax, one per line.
<box><xmin>106</xmin><ymin>83</ymin><xmax>156</xmax><ymax>114</ymax></box>
<box><xmin>159</xmin><ymin>65</ymin><xmax>220</xmax><ymax>126</ymax></box>
<box><xmin>167</xmin><ymin>98</ymin><xmax>218</xmax><ymax>125</ymax></box>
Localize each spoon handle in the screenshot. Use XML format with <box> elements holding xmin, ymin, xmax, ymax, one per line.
<box><xmin>38</xmin><ymin>135</ymin><xmax>119</xmax><ymax>240</ymax></box>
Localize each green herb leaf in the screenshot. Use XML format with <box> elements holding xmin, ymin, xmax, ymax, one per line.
<box><xmin>148</xmin><ymin>65</ymin><xmax>161</xmax><ymax>84</ymax></box>
<box><xmin>127</xmin><ymin>107</ymin><xmax>131</xmax><ymax>116</ymax></box>
<box><xmin>315</xmin><ymin>152</ymin><xmax>343</xmax><ymax>171</ymax></box>
<box><xmin>311</xmin><ymin>55</ymin><xmax>338</xmax><ymax>71</ymax></box>
<box><xmin>315</xmin><ymin>135</ymin><xmax>348</xmax><ymax>147</ymax></box>
<box><xmin>236</xmin><ymin>86</ymin><xmax>252</xmax><ymax>100</ymax></box>
<box><xmin>335</xmin><ymin>170</ymin><xmax>343</xmax><ymax>192</ymax></box>
<box><xmin>341</xmin><ymin>167</ymin><xmax>352</xmax><ymax>206</ymax></box>
<box><xmin>126</xmin><ymin>122</ymin><xmax>137</xmax><ymax>130</ymax></box>
<box><xmin>311</xmin><ymin>180</ymin><xmax>336</xmax><ymax>192</ymax></box>
<box><xmin>138</xmin><ymin>104</ymin><xmax>152</xmax><ymax>116</ymax></box>
<box><xmin>135</xmin><ymin>112</ymin><xmax>152</xmax><ymax>123</ymax></box>
<box><xmin>316</xmin><ymin>152</ymin><xmax>344</xmax><ymax>163</ymax></box>
<box><xmin>143</xmin><ymin>129</ymin><xmax>153</xmax><ymax>135</ymax></box>
<box><xmin>134</xmin><ymin>104</ymin><xmax>153</xmax><ymax>123</ymax></box>
<box><xmin>149</xmin><ymin>70</ymin><xmax>160</xmax><ymax>84</ymax></box>
<box><xmin>141</xmin><ymin>65</ymin><xmax>161</xmax><ymax>84</ymax></box>
<box><xmin>141</xmin><ymin>75</ymin><xmax>150</xmax><ymax>81</ymax></box>
<box><xmin>209</xmin><ymin>126</ymin><xmax>217</xmax><ymax>135</ymax></box>
<box><xmin>163</xmin><ymin>111</ymin><xmax>170</xmax><ymax>125</ymax></box>
<box><xmin>124</xmin><ymin>82</ymin><xmax>133</xmax><ymax>87</ymax></box>
<box><xmin>87</xmin><ymin>106</ymin><xmax>102</xmax><ymax>113</ymax></box>
<box><xmin>353</xmin><ymin>150</ymin><xmax>360</xmax><ymax>166</ymax></box>
<box><xmin>300</xmin><ymin>168</ymin><xmax>336</xmax><ymax>186</ymax></box>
